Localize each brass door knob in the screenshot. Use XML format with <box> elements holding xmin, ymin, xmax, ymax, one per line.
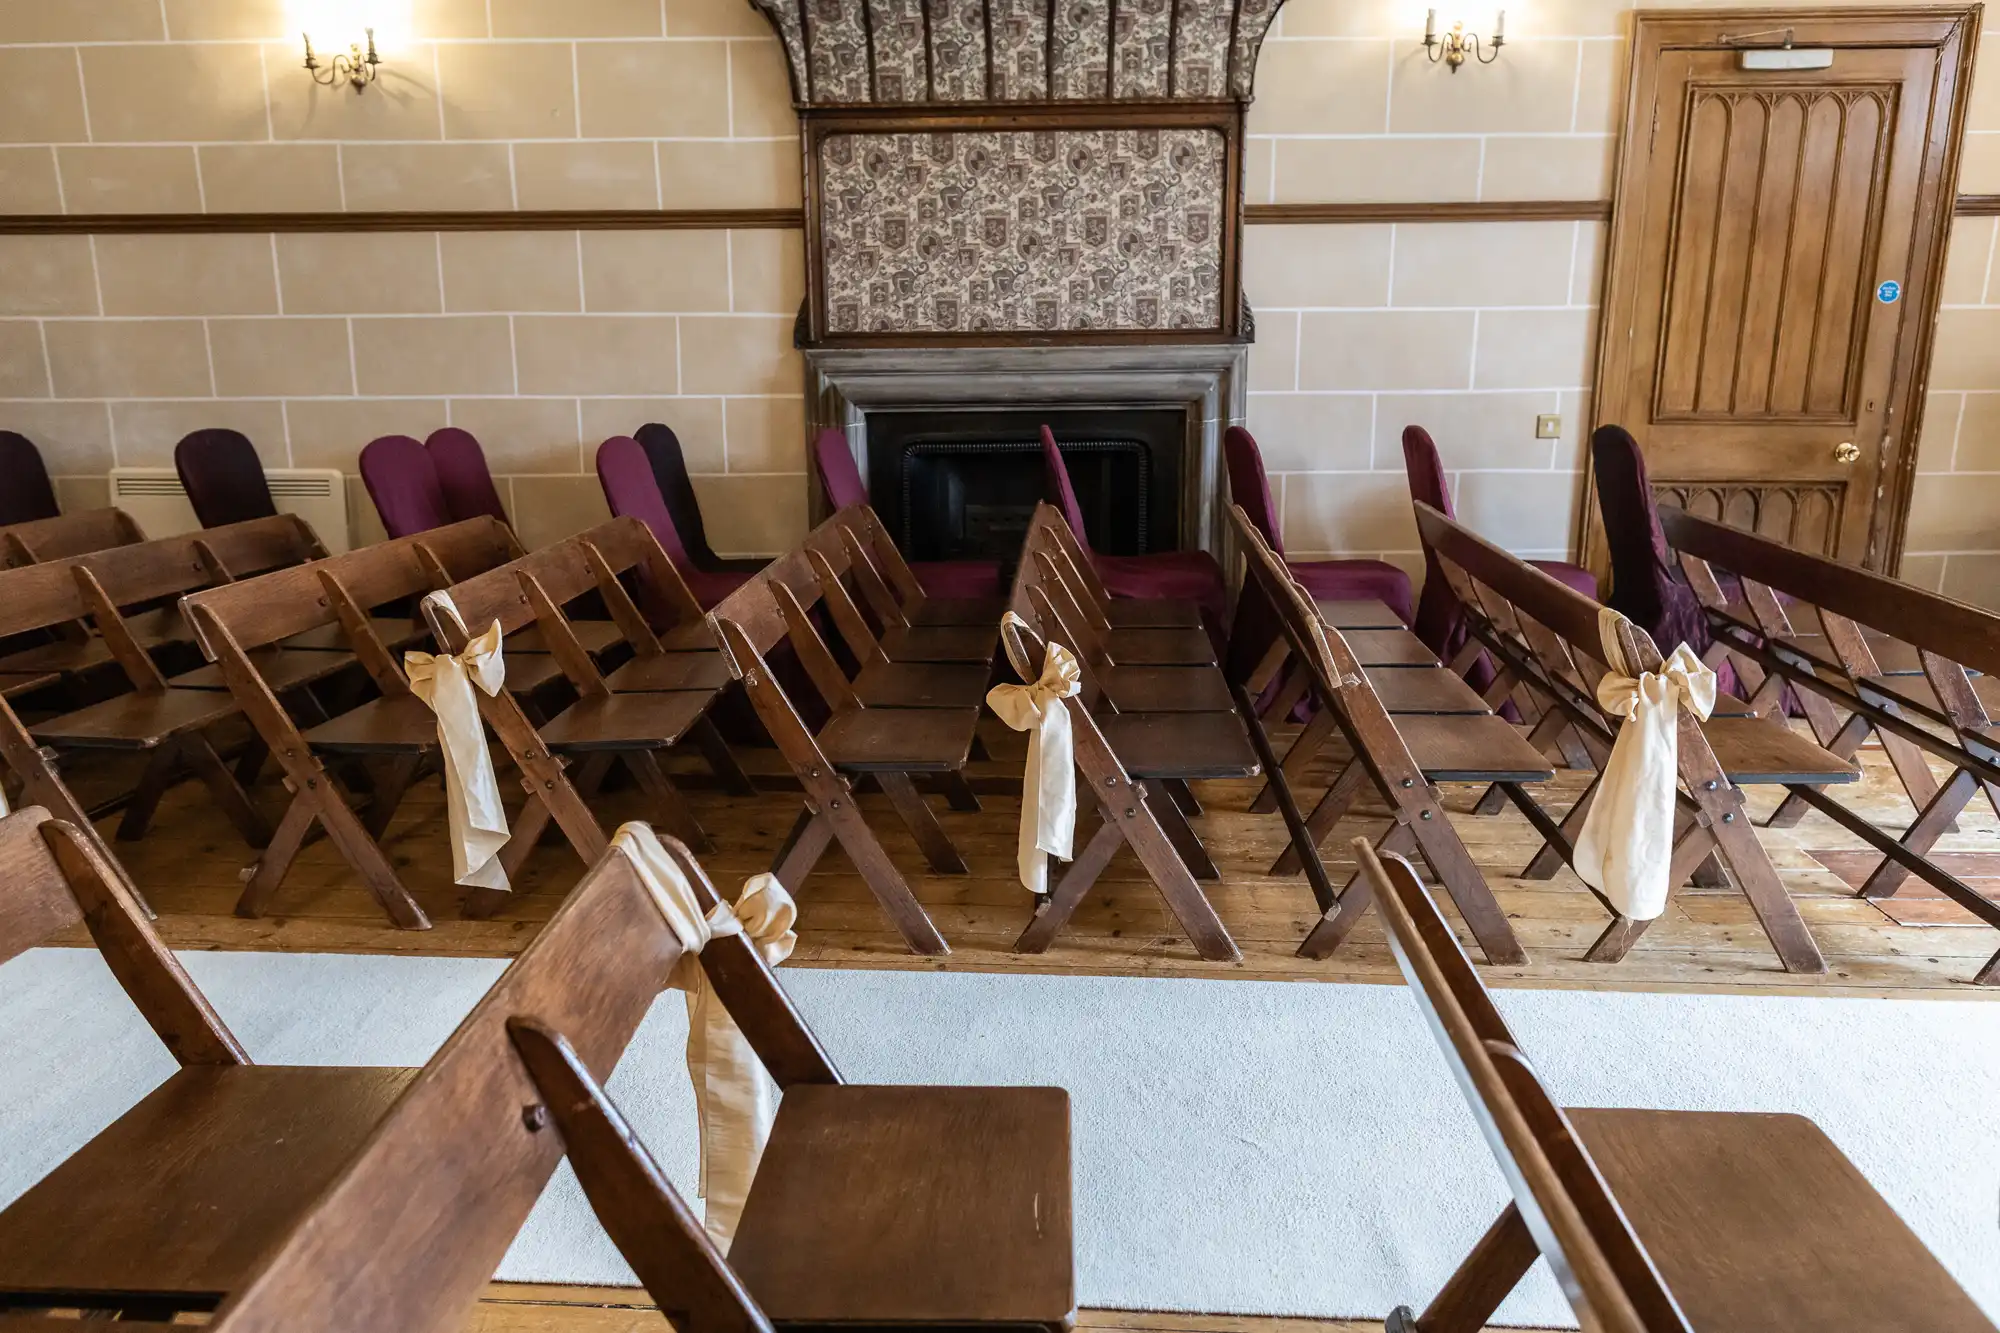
<box><xmin>1833</xmin><ymin>441</ymin><xmax>1860</xmax><ymax>464</ymax></box>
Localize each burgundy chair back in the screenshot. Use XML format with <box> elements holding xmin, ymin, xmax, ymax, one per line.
<box><xmin>425</xmin><ymin>427</ymin><xmax>510</xmax><ymax>525</ymax></box>
<box><xmin>1591</xmin><ymin>425</ymin><xmax>1713</xmax><ymax>657</ymax></box>
<box><xmin>360</xmin><ymin>434</ymin><xmax>452</xmax><ymax>539</ymax></box>
<box><xmin>635</xmin><ymin>422</ymin><xmax>722</xmax><ymax>571</ymax></box>
<box><xmin>812</xmin><ymin>427</ymin><xmax>868</xmax><ymax>510</ymax></box>
<box><xmin>0</xmin><ymin>432</ymin><xmax>59</xmax><ymax>526</ymax></box>
<box><xmin>596</xmin><ymin>434</ymin><xmax>694</xmax><ymax>566</ymax></box>
<box><xmin>175</xmin><ymin>428</ymin><xmax>277</xmax><ymax>527</ymax></box>
<box><xmin>1222</xmin><ymin>426</ymin><xmax>1284</xmax><ymax>555</ymax></box>
<box><xmin>1040</xmin><ymin>425</ymin><xmax>1092</xmax><ymax>552</ymax></box>
<box><xmin>1401</xmin><ymin>425</ymin><xmax>1464</xmax><ymax>656</ymax></box>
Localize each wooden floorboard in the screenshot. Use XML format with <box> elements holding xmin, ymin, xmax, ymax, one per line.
<box><xmin>48</xmin><ymin>717</ymin><xmax>2000</xmax><ymax>996</ymax></box>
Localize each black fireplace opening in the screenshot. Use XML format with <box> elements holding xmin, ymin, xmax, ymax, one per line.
<box><xmin>864</xmin><ymin>408</ymin><xmax>1187</xmax><ymax>567</ymax></box>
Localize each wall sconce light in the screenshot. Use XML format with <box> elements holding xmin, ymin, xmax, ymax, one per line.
<box><xmin>302</xmin><ymin>27</ymin><xmax>382</xmax><ymax>91</ymax></box>
<box><xmin>1423</xmin><ymin>9</ymin><xmax>1505</xmax><ymax>71</ymax></box>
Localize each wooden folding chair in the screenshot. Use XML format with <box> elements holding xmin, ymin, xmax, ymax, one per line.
<box><xmin>994</xmin><ymin>601</ymin><xmax>1249</xmax><ymax>962</ymax></box>
<box><xmin>181</xmin><ymin>518</ymin><xmax>528</xmax><ymax>929</ymax></box>
<box><xmin>1361</xmin><ymin>841</ymin><xmax>1995</xmax><ymax>1333</ymax></box>
<box><xmin>0</xmin><ymin>805</ymin><xmax>684</xmax><ymax>1331</ymax></box>
<box><xmin>510</xmin><ymin>835</ymin><xmax>1074</xmax><ymax>1333</ymax></box>
<box><xmin>1228</xmin><ymin>507</ymin><xmax>1538</xmax><ymax>965</ymax></box>
<box><xmin>420</xmin><ymin>518</ymin><xmax>752</xmax><ymax>906</ymax></box>
<box><xmin>707</xmin><ymin>550</ymin><xmax>980</xmax><ymax>956</ymax></box>
<box><xmin>1658</xmin><ymin>507</ymin><xmax>2000</xmax><ymax>984</ymax></box>
<box><xmin>1417</xmin><ymin>501</ymin><xmax>1854</xmax><ymax>975</ymax></box>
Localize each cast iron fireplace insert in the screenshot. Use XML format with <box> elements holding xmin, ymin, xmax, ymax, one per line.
<box><xmin>863</xmin><ymin>408</ymin><xmax>1187</xmax><ymax>568</ymax></box>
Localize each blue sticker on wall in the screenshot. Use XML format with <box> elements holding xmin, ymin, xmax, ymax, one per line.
<box><xmin>1877</xmin><ymin>279</ymin><xmax>1902</xmax><ymax>304</ymax></box>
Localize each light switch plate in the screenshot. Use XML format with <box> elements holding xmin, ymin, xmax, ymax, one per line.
<box><xmin>1535</xmin><ymin>414</ymin><xmax>1562</xmax><ymax>440</ymax></box>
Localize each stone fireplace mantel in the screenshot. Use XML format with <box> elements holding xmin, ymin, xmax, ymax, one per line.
<box><xmin>803</xmin><ymin>340</ymin><xmax>1248</xmax><ymax>555</ymax></box>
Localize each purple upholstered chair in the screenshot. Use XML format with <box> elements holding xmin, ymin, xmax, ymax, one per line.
<box><xmin>1041</xmin><ymin>424</ymin><xmax>1227</xmax><ymax>634</ymax></box>
<box><xmin>634</xmin><ymin>422</ymin><xmax>764</xmax><ymax>575</ymax></box>
<box><xmin>360</xmin><ymin>434</ymin><xmax>453</xmax><ymax>539</ymax></box>
<box><xmin>810</xmin><ymin>427</ymin><xmax>1001</xmax><ymax>599</ymax></box>
<box><xmin>1224</xmin><ymin>426</ymin><xmax>1413</xmax><ymax>626</ymax></box>
<box><xmin>0</xmin><ymin>432</ymin><xmax>60</xmax><ymax>526</ymax></box>
<box><xmin>425</xmin><ymin>427</ymin><xmax>510</xmax><ymax>525</ymax></box>
<box><xmin>175</xmin><ymin>429</ymin><xmax>277</xmax><ymax>528</ymax></box>
<box><xmin>1590</xmin><ymin>424</ymin><xmax>1717</xmax><ymax>663</ymax></box>
<box><xmin>595</xmin><ymin>434</ymin><xmax>750</xmax><ymax>610</ymax></box>
<box><xmin>1402</xmin><ymin>424</ymin><xmax>1597</xmax><ymax>663</ymax></box>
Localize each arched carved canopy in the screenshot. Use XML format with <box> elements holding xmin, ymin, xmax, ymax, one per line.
<box><xmin>750</xmin><ymin>0</ymin><xmax>1289</xmax><ymax>105</ymax></box>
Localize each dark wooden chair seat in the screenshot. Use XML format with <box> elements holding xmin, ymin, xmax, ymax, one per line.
<box><xmin>281</xmin><ymin>617</ymin><xmax>427</xmax><ymax>653</ymax></box>
<box><xmin>605</xmin><ymin>651</ymin><xmax>735</xmax><ymax>693</ymax></box>
<box><xmin>170</xmin><ymin>647</ymin><xmax>353</xmax><ymax>693</ymax></box>
<box><xmin>1397</xmin><ymin>713</ymin><xmax>1555</xmax><ymax>782</ymax></box>
<box><xmin>659</xmin><ymin>620</ymin><xmax>714</xmax><ymax>652</ymax></box>
<box><xmin>878</xmin><ymin>622</ymin><xmax>998</xmax><ymax>664</ymax></box>
<box><xmin>1569</xmin><ymin>1107</ymin><xmax>1994</xmax><ymax>1332</ymax></box>
<box><xmin>123</xmin><ymin>605</ymin><xmax>188</xmax><ymax>647</ymax></box>
<box><xmin>1101</xmin><ymin>624</ymin><xmax>1217</xmax><ymax>666</ymax></box>
<box><xmin>1104</xmin><ymin>597</ymin><xmax>1204</xmax><ymax>629</ymax></box>
<box><xmin>1099</xmin><ymin>663</ymin><xmax>1236</xmax><ymax>713</ymax></box>
<box><xmin>1365</xmin><ymin>666</ymin><xmax>1489</xmax><ymax>714</ymax></box>
<box><xmin>1317</xmin><ymin>598</ymin><xmax>1404</xmax><ymax>629</ymax></box>
<box><xmin>816</xmin><ymin>706</ymin><xmax>979</xmax><ymax>772</ymax></box>
<box><xmin>900</xmin><ymin>595</ymin><xmax>1008</xmax><ymax>627</ymax></box>
<box><xmin>303</xmin><ymin>693</ymin><xmax>441</xmax><ymax>755</ymax></box>
<box><xmin>0</xmin><ymin>1065</ymin><xmax>415</xmax><ymax>1305</ymax></box>
<box><xmin>0</xmin><ymin>635</ymin><xmax>114</xmax><ymax>676</ymax></box>
<box><xmin>30</xmin><ymin>687</ymin><xmax>242</xmax><ymax>749</ymax></box>
<box><xmin>1702</xmin><ymin>717</ymin><xmax>1859</xmax><ymax>784</ymax></box>
<box><xmin>504</xmin><ymin>651</ymin><xmax>572</xmax><ymax>696</ymax></box>
<box><xmin>730</xmin><ymin>1085</ymin><xmax>1072</xmax><ymax>1330</ymax></box>
<box><xmin>537</xmin><ymin>690</ymin><xmax>715</xmax><ymax>751</ymax></box>
<box><xmin>1098</xmin><ymin>711</ymin><xmax>1258</xmax><ymax>779</ymax></box>
<box><xmin>513</xmin><ymin>618</ymin><xmax>623</xmax><ymax>655</ymax></box>
<box><xmin>852</xmin><ymin>659</ymin><xmax>993</xmax><ymax>709</ymax></box>
<box><xmin>1340</xmin><ymin>627</ymin><xmax>1439</xmax><ymax>667</ymax></box>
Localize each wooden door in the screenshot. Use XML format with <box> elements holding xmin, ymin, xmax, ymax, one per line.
<box><xmin>1588</xmin><ymin>9</ymin><xmax>1977</xmax><ymax>573</ymax></box>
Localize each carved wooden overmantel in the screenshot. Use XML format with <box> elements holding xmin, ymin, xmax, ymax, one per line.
<box><xmin>750</xmin><ymin>0</ymin><xmax>1288</xmax><ymax>344</ymax></box>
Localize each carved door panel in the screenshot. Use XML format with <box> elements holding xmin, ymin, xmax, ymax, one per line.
<box><xmin>1590</xmin><ymin>14</ymin><xmax>1974</xmax><ymax>572</ymax></box>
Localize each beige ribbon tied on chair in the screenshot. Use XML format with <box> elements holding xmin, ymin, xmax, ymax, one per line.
<box><xmin>406</xmin><ymin>591</ymin><xmax>511</xmax><ymax>892</ymax></box>
<box><xmin>1573</xmin><ymin>607</ymin><xmax>1718</xmax><ymax>920</ymax></box>
<box><xmin>985</xmin><ymin>612</ymin><xmax>1082</xmax><ymax>897</ymax></box>
<box><xmin>610</xmin><ymin>821</ymin><xmax>797</xmax><ymax>1250</ymax></box>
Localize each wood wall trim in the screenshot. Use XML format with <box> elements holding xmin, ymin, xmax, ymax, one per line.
<box><xmin>0</xmin><ymin>195</ymin><xmax>1994</xmax><ymax>235</ymax></box>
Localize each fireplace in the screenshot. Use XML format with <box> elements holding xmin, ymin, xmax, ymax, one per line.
<box><xmin>803</xmin><ymin>341</ymin><xmax>1250</xmax><ymax>562</ymax></box>
<box><xmin>865</xmin><ymin>408</ymin><xmax>1186</xmax><ymax>565</ymax></box>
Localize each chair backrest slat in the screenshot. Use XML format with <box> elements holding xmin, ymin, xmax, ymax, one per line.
<box><xmin>0</xmin><ymin>508</ymin><xmax>144</xmax><ymax>565</ymax></box>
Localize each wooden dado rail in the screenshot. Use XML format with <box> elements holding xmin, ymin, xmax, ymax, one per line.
<box><xmin>2</xmin><ymin>196</ymin><xmax>1995</xmax><ymax>234</ymax></box>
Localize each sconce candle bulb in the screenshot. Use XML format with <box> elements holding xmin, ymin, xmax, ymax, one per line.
<box><xmin>1423</xmin><ymin>9</ymin><xmax>1506</xmax><ymax>70</ymax></box>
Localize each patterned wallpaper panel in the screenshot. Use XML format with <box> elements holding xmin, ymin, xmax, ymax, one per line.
<box><xmin>818</xmin><ymin>128</ymin><xmax>1226</xmax><ymax>333</ymax></box>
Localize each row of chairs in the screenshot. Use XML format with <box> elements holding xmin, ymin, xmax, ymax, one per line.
<box><xmin>1</xmin><ymin>795</ymin><xmax>1987</xmax><ymax>1330</ymax></box>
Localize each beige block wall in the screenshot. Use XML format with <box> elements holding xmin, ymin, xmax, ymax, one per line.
<box><xmin>0</xmin><ymin>0</ymin><xmax>1994</xmax><ymax>577</ymax></box>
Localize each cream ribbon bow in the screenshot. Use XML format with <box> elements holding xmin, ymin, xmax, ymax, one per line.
<box><xmin>985</xmin><ymin>612</ymin><xmax>1082</xmax><ymax>896</ymax></box>
<box><xmin>405</xmin><ymin>591</ymin><xmax>511</xmax><ymax>892</ymax></box>
<box><xmin>1573</xmin><ymin>607</ymin><xmax>1718</xmax><ymax>920</ymax></box>
<box><xmin>610</xmin><ymin>822</ymin><xmax>797</xmax><ymax>1250</ymax></box>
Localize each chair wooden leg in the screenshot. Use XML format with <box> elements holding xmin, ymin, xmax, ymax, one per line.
<box><xmin>935</xmin><ymin>769</ymin><xmax>982</xmax><ymax>812</ymax></box>
<box><xmin>1272</xmin><ymin>758</ymin><xmax>1369</xmax><ymax>876</ymax></box>
<box><xmin>1410</xmin><ymin>802</ymin><xmax>1528</xmax><ymax>967</ymax></box>
<box><xmin>181</xmin><ymin>733</ymin><xmax>273</xmax><ymax>848</ymax></box>
<box><xmin>233</xmin><ymin>791</ymin><xmax>317</xmax><ymax>918</ymax></box>
<box><xmin>1121</xmin><ymin>785</ymin><xmax>1239</xmax><ymax>962</ymax></box>
<box><xmin>1710</xmin><ymin>793</ymin><xmax>1826</xmax><ymax>974</ymax></box>
<box><xmin>879</xmin><ymin>770</ymin><xmax>967</xmax><ymax>874</ymax></box>
<box><xmin>231</xmin><ymin>734</ymin><xmax>269</xmax><ymax>787</ymax></box>
<box><xmin>1250</xmin><ymin>706</ymin><xmax>1338</xmax><ymax>814</ymax></box>
<box><xmin>116</xmin><ymin>745</ymin><xmax>178</xmax><ymax>841</ymax></box>
<box><xmin>1859</xmin><ymin>767</ymin><xmax>1977</xmax><ymax>899</ymax></box>
<box><xmin>361</xmin><ymin>753</ymin><xmax>421</xmax><ymax>839</ymax></box>
<box><xmin>770</xmin><ymin>806</ymin><xmax>834</xmax><ymax>891</ymax></box>
<box><xmin>1144</xmin><ymin>778</ymin><xmax>1219</xmax><ymax>880</ymax></box>
<box><xmin>625</xmin><ymin>750</ymin><xmax>711</xmax><ymax>853</ymax></box>
<box><xmin>1165</xmin><ymin>778</ymin><xmax>1202</xmax><ymax>817</ymax></box>
<box><xmin>1015</xmin><ymin>817</ymin><xmax>1125</xmax><ymax>954</ymax></box>
<box><xmin>1521</xmin><ymin>775</ymin><xmax>1601</xmax><ymax>880</ymax></box>
<box><xmin>1234</xmin><ymin>684</ymin><xmax>1339</xmax><ymax>916</ymax></box>
<box><xmin>1299</xmin><ymin>821</ymin><xmax>1415</xmax><ymax>960</ymax></box>
<box><xmin>1246</xmin><ymin>636</ymin><xmax>1289</xmax><ymax>698</ymax></box>
<box><xmin>1393</xmin><ymin>1203</ymin><xmax>1539</xmax><ymax>1333</ymax></box>
<box><xmin>1260</xmin><ymin>657</ymin><xmax>1310</xmax><ymax>721</ymax></box>
<box><xmin>821</xmin><ymin>788</ymin><xmax>950</xmax><ymax>955</ymax></box>
<box><xmin>689</xmin><ymin>714</ymin><xmax>755</xmax><ymax>796</ymax></box>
